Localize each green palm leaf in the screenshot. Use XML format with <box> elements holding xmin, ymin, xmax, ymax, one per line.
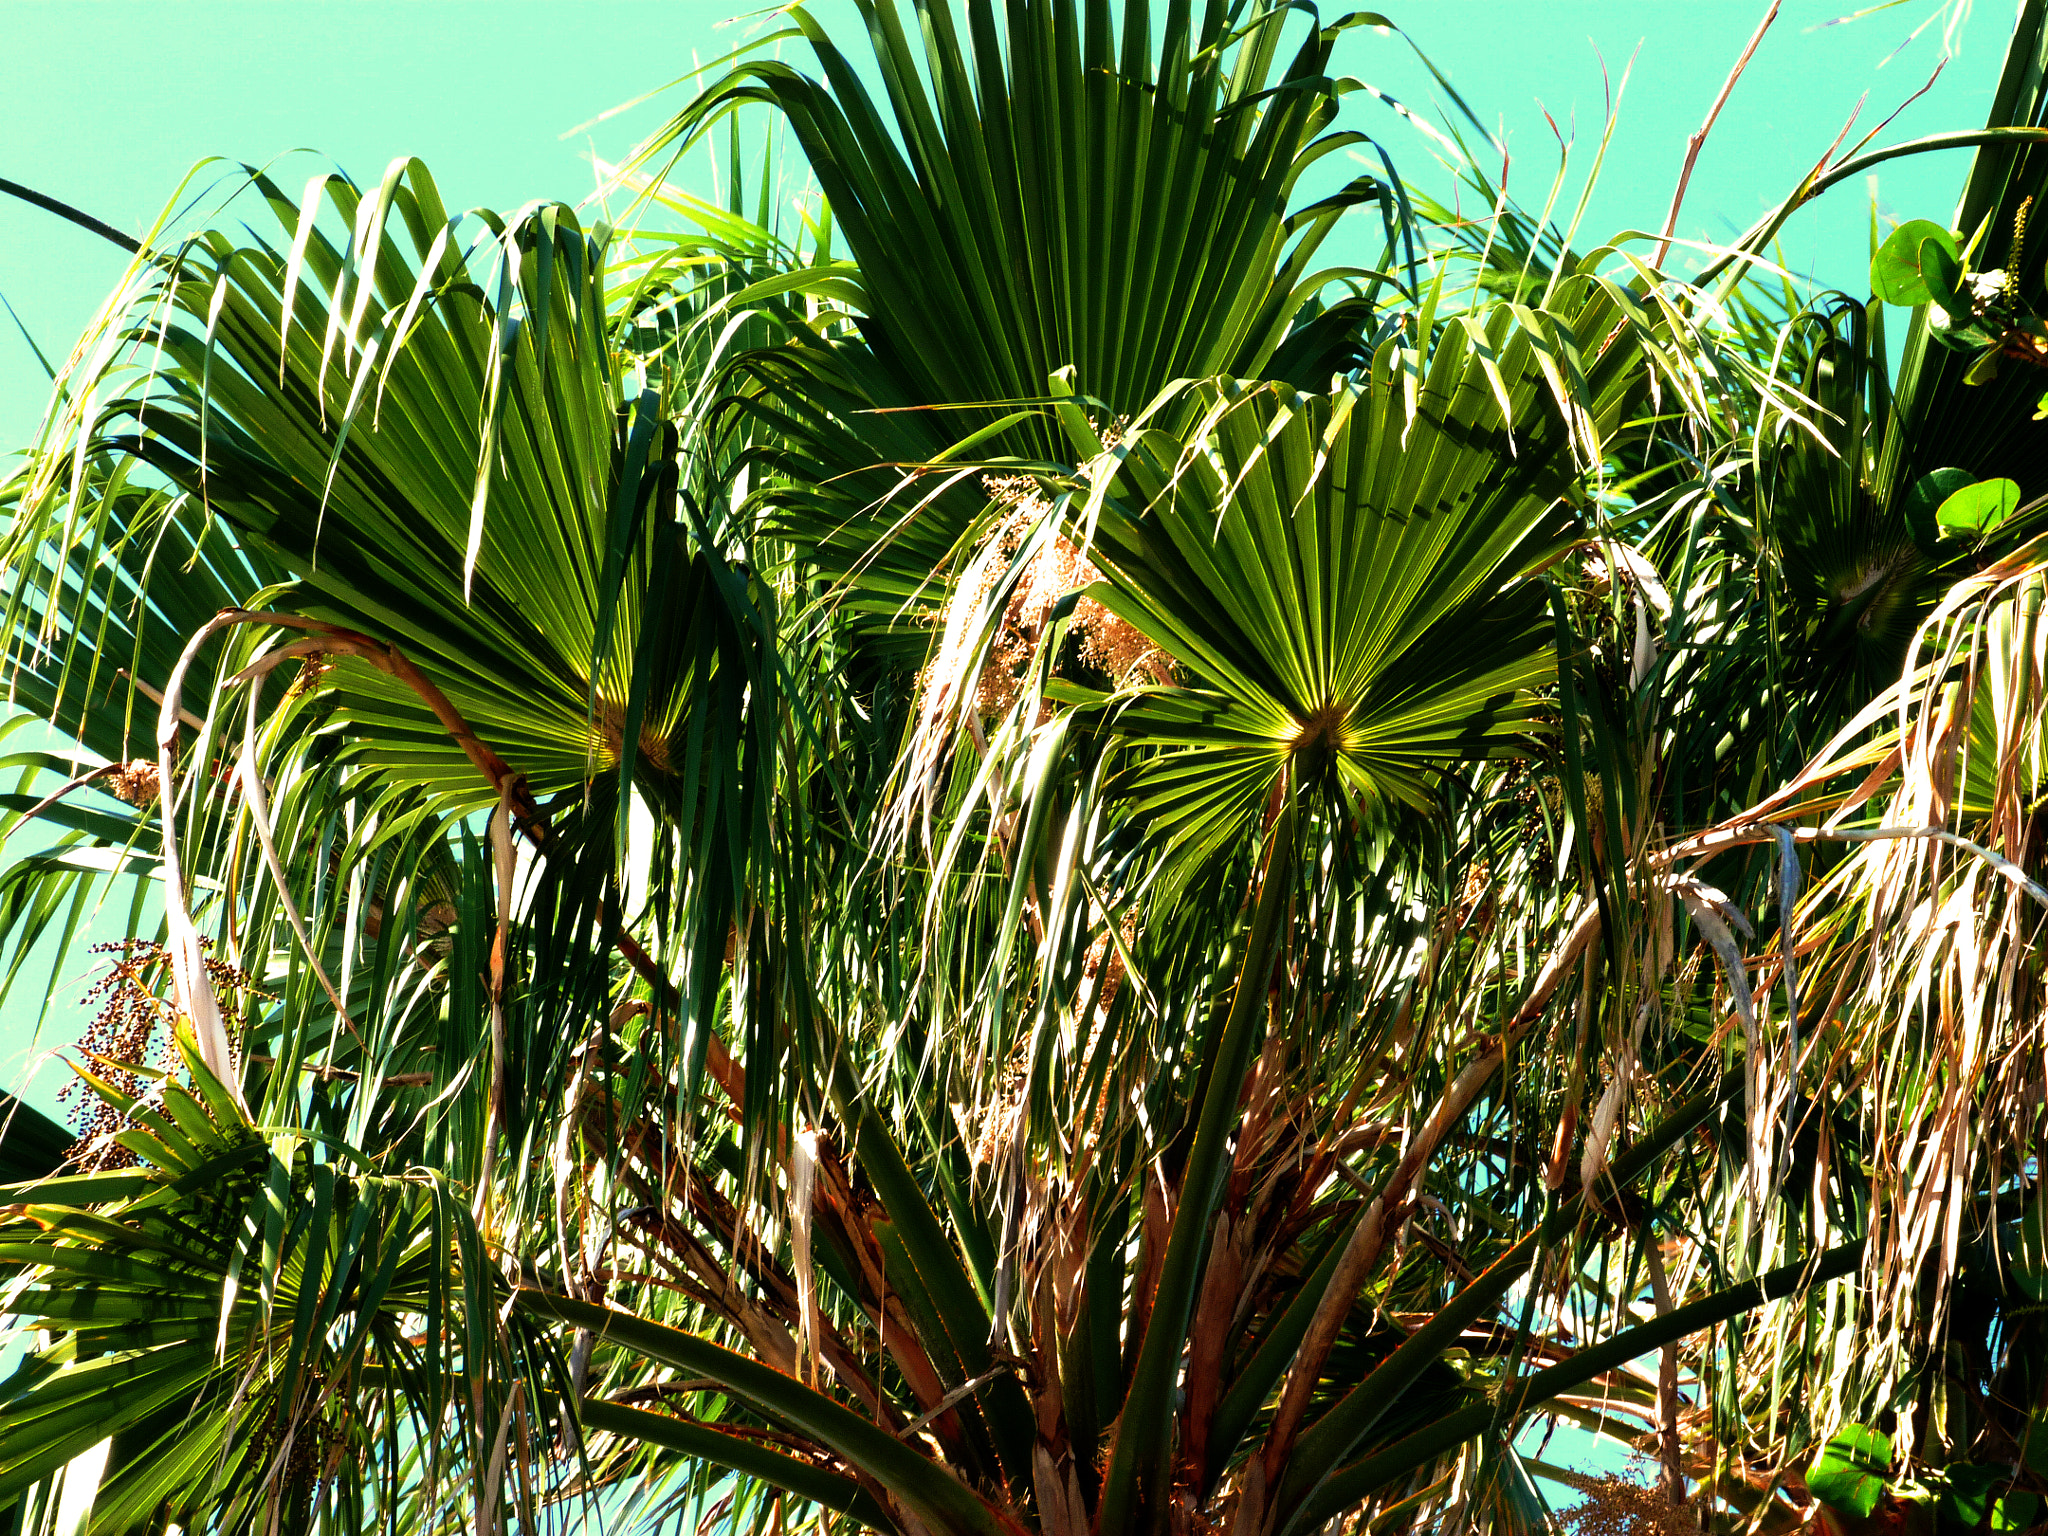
<box><xmin>643</xmin><ymin>0</ymin><xmax>1397</xmax><ymax>429</ymax></box>
<box><xmin>0</xmin><ymin>1033</ymin><xmax>544</xmax><ymax>1535</ymax></box>
<box><xmin>1072</xmin><ymin>277</ymin><xmax>1641</xmax><ymax>872</ymax></box>
<box><xmin>638</xmin><ymin>0</ymin><xmax>1407</xmax><ymax>642</ymax></box>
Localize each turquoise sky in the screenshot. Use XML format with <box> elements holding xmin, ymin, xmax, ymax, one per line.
<box><xmin>0</xmin><ymin>0</ymin><xmax>2008</xmax><ymax>450</ymax></box>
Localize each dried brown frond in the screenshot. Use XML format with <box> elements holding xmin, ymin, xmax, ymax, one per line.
<box><xmin>1656</xmin><ymin>556</ymin><xmax>2048</xmax><ymax>1451</ymax></box>
<box><xmin>1786</xmin><ymin>564</ymin><xmax>2048</xmax><ymax>1412</ymax></box>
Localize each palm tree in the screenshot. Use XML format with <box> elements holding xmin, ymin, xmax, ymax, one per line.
<box><xmin>6</xmin><ymin>2</ymin><xmax>2048</xmax><ymax>1533</ymax></box>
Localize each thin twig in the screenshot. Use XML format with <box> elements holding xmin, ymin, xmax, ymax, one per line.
<box><xmin>1653</xmin><ymin>1</ymin><xmax>1780</xmax><ymax>269</ymax></box>
<box><xmin>1835</xmin><ymin>53</ymin><xmax>1947</xmax><ymax>169</ymax></box>
<box><xmin>1643</xmin><ymin>1234</ymin><xmax>1687</xmax><ymax>1507</ymax></box>
<box><xmin>119</xmin><ymin>668</ymin><xmax>204</xmax><ymax>731</ymax></box>
<box><xmin>0</xmin><ymin>177</ymin><xmax>143</xmax><ymax>255</ymax></box>
<box><xmin>9</xmin><ymin>764</ymin><xmax>122</xmax><ymax>828</ymax></box>
<box><xmin>1671</xmin><ymin>820</ymin><xmax>2048</xmax><ymax>908</ymax></box>
<box><xmin>894</xmin><ymin>1367</ymin><xmax>1009</xmax><ymax>1439</ymax></box>
<box><xmin>247</xmin><ymin>1055</ymin><xmax>433</xmax><ymax>1087</ymax></box>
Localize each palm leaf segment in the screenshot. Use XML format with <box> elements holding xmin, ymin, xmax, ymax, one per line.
<box><xmin>649</xmin><ymin>0</ymin><xmax>1404</xmax><ymax>623</ymax></box>
<box><xmin>0</xmin><ymin>164</ymin><xmax>786</xmax><ymax>1099</ymax></box>
<box><xmin>0</xmin><ymin>158</ymin><xmax>787</xmax><ymax>1247</ymax></box>
<box><xmin>8</xmin><ymin>159</ymin><xmax>771</xmax><ymax>835</ymax></box>
<box><xmin>1073</xmin><ymin>277</ymin><xmax>1642</xmax><ymax>869</ymax></box>
<box><xmin>0</xmin><ymin>475</ymin><xmax>269</xmax><ymax>1026</ymax></box>
<box><xmin>0</xmin><ymin>474</ymin><xmax>280</xmax><ymax>769</ymax></box>
<box><xmin>0</xmin><ymin>1034</ymin><xmax>539</xmax><ymax>1535</ymax></box>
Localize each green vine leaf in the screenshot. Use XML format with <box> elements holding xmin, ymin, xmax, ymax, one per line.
<box><xmin>1808</xmin><ymin>1424</ymin><xmax>1893</xmax><ymax>1520</ymax></box>
<box><xmin>1935</xmin><ymin>478</ymin><xmax>2022</xmax><ymax>536</ymax></box>
<box><xmin>1900</xmin><ymin>467</ymin><xmax>1976</xmax><ymax>548</ymax></box>
<box><xmin>1920</xmin><ymin>235</ymin><xmax>1968</xmax><ymax>318</ymax></box>
<box><xmin>1872</xmin><ymin>219</ymin><xmax>1962</xmax><ymax>306</ymax></box>
<box><xmin>1935</xmin><ymin>1463</ymin><xmax>2002</xmax><ymax>1530</ymax></box>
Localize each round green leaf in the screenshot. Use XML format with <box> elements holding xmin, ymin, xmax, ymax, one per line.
<box><xmin>1901</xmin><ymin>467</ymin><xmax>1975</xmax><ymax>548</ymax></box>
<box><xmin>1965</xmin><ymin>347</ymin><xmax>2006</xmax><ymax>384</ymax></box>
<box><xmin>1996</xmin><ymin>1490</ymin><xmax>2042</xmax><ymax>1531</ymax></box>
<box><xmin>1935</xmin><ymin>478</ymin><xmax>2021</xmax><ymax>536</ymax></box>
<box><xmin>1920</xmin><ymin>235</ymin><xmax>1967</xmax><ymax>317</ymax></box>
<box><xmin>1931</xmin><ymin>313</ymin><xmax>2001</xmax><ymax>351</ymax></box>
<box><xmin>1808</xmin><ymin>1424</ymin><xmax>1893</xmax><ymax>1519</ymax></box>
<box><xmin>1937</xmin><ymin>1463</ymin><xmax>2002</xmax><ymax>1529</ymax></box>
<box><xmin>1872</xmin><ymin>219</ymin><xmax>1961</xmax><ymax>306</ymax></box>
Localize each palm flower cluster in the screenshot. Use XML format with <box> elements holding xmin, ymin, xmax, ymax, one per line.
<box><xmin>924</xmin><ymin>470</ymin><xmax>1175</xmax><ymax>721</ymax></box>
<box><xmin>103</xmin><ymin>757</ymin><xmax>160</xmax><ymax>808</ymax></box>
<box><xmin>1564</xmin><ymin>1476</ymin><xmax>1699</xmax><ymax>1536</ymax></box>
